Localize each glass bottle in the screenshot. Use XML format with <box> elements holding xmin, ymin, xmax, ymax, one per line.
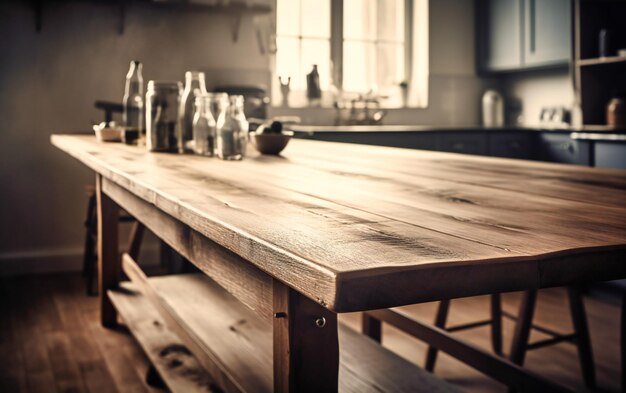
<box><xmin>192</xmin><ymin>94</ymin><xmax>216</xmax><ymax>156</ymax></box>
<box><xmin>216</xmin><ymin>95</ymin><xmax>249</xmax><ymax>160</ymax></box>
<box><xmin>146</xmin><ymin>81</ymin><xmax>182</xmax><ymax>153</ymax></box>
<box><xmin>122</xmin><ymin>60</ymin><xmax>144</xmax><ymax>144</ymax></box>
<box><xmin>178</xmin><ymin>71</ymin><xmax>208</xmax><ymax>153</ymax></box>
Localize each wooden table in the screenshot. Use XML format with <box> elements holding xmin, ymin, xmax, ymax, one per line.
<box><xmin>52</xmin><ymin>135</ymin><xmax>626</xmax><ymax>392</ymax></box>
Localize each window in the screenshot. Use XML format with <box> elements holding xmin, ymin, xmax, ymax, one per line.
<box><xmin>274</xmin><ymin>0</ymin><xmax>428</xmax><ymax>108</ymax></box>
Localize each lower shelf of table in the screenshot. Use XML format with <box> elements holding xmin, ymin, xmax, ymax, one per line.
<box><xmin>108</xmin><ymin>273</ymin><xmax>459</xmax><ymax>393</ymax></box>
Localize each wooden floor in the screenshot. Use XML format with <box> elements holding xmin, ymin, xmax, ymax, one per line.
<box><xmin>0</xmin><ymin>273</ymin><xmax>621</xmax><ymax>393</ymax></box>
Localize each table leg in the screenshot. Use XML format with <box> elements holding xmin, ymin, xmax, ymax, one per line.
<box><xmin>96</xmin><ymin>174</ymin><xmax>120</xmax><ymax>327</ymax></box>
<box><xmin>273</xmin><ymin>280</ymin><xmax>339</xmax><ymax>393</ymax></box>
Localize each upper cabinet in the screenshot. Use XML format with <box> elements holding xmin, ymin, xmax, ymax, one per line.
<box><xmin>477</xmin><ymin>0</ymin><xmax>572</xmax><ymax>73</ymax></box>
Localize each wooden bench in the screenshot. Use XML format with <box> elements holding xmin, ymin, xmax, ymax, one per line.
<box><xmin>109</xmin><ymin>253</ymin><xmax>460</xmax><ymax>393</ymax></box>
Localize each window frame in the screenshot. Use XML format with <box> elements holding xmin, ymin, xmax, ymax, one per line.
<box><xmin>331</xmin><ymin>0</ymin><xmax>413</xmax><ymax>95</ymax></box>
<box><xmin>274</xmin><ymin>0</ymin><xmax>415</xmax><ymax>105</ymax></box>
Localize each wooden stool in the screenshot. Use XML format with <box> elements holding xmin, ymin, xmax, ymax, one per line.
<box><xmin>363</xmin><ymin>287</ymin><xmax>596</xmax><ymax>389</ymax></box>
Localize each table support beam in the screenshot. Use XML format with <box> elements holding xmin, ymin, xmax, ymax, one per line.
<box><xmin>96</xmin><ymin>174</ymin><xmax>120</xmax><ymax>327</ymax></box>
<box><xmin>273</xmin><ymin>280</ymin><xmax>339</xmax><ymax>393</ymax></box>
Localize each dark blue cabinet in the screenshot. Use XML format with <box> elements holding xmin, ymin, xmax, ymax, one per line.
<box><xmin>594</xmin><ymin>142</ymin><xmax>626</xmax><ymax>169</ymax></box>
<box><xmin>539</xmin><ymin>133</ymin><xmax>591</xmax><ymax>166</ymax></box>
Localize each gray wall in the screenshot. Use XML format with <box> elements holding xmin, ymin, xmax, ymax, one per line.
<box><xmin>503</xmin><ymin>68</ymin><xmax>574</xmax><ymax>126</ymax></box>
<box><xmin>0</xmin><ymin>1</ymin><xmax>270</xmax><ymax>274</ymax></box>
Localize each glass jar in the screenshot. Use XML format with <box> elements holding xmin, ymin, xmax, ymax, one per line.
<box><xmin>192</xmin><ymin>94</ymin><xmax>217</xmax><ymax>156</ymax></box>
<box><xmin>178</xmin><ymin>71</ymin><xmax>208</xmax><ymax>153</ymax></box>
<box><xmin>146</xmin><ymin>80</ymin><xmax>182</xmax><ymax>152</ymax></box>
<box><xmin>216</xmin><ymin>95</ymin><xmax>249</xmax><ymax>160</ymax></box>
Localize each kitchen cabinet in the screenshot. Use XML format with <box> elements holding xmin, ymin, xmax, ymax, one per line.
<box><xmin>523</xmin><ymin>0</ymin><xmax>571</xmax><ymax>67</ymax></box>
<box><xmin>478</xmin><ymin>0</ymin><xmax>522</xmax><ymax>71</ymax></box>
<box><xmin>538</xmin><ymin>132</ymin><xmax>591</xmax><ymax>165</ymax></box>
<box><xmin>488</xmin><ymin>132</ymin><xmax>535</xmax><ymax>159</ymax></box>
<box><xmin>299</xmin><ymin>132</ymin><xmax>437</xmax><ymax>151</ymax></box>
<box><xmin>575</xmin><ymin>1</ymin><xmax>626</xmax><ymax>125</ymax></box>
<box><xmin>594</xmin><ymin>142</ymin><xmax>626</xmax><ymax>169</ymax></box>
<box><xmin>435</xmin><ymin>132</ymin><xmax>489</xmax><ymax>156</ymax></box>
<box><xmin>478</xmin><ymin>0</ymin><xmax>571</xmax><ymax>73</ymax></box>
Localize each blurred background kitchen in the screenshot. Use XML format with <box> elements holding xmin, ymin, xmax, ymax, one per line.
<box><xmin>1</xmin><ymin>1</ymin><xmax>626</xmax><ymax>391</ymax></box>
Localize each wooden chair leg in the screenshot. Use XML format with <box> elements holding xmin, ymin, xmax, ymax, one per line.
<box><xmin>490</xmin><ymin>293</ymin><xmax>503</xmax><ymax>356</ymax></box>
<box><xmin>567</xmin><ymin>286</ymin><xmax>596</xmax><ymax>388</ymax></box>
<box><xmin>362</xmin><ymin>313</ymin><xmax>382</xmax><ymax>343</ymax></box>
<box><xmin>509</xmin><ymin>290</ymin><xmax>537</xmax><ymax>366</ymax></box>
<box><xmin>425</xmin><ymin>299</ymin><xmax>450</xmax><ymax>372</ymax></box>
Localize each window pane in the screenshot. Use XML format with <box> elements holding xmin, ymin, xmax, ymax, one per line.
<box><xmin>377</xmin><ymin>43</ymin><xmax>404</xmax><ymax>93</ymax></box>
<box><xmin>277</xmin><ymin>0</ymin><xmax>300</xmax><ymax>36</ymax></box>
<box><xmin>378</xmin><ymin>0</ymin><xmax>404</xmax><ymax>42</ymax></box>
<box><xmin>343</xmin><ymin>40</ymin><xmax>376</xmax><ymax>93</ymax></box>
<box><xmin>301</xmin><ymin>0</ymin><xmax>330</xmax><ymax>39</ymax></box>
<box><xmin>344</xmin><ymin>0</ymin><xmax>377</xmax><ymax>40</ymax></box>
<box><xmin>276</xmin><ymin>37</ymin><xmax>301</xmax><ymax>89</ymax></box>
<box><xmin>301</xmin><ymin>39</ymin><xmax>331</xmax><ymax>89</ymax></box>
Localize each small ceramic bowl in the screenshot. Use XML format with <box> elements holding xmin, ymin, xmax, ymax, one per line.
<box><xmin>249</xmin><ymin>131</ymin><xmax>294</xmax><ymax>155</ymax></box>
<box><xmin>93</xmin><ymin>124</ymin><xmax>123</xmax><ymax>142</ymax></box>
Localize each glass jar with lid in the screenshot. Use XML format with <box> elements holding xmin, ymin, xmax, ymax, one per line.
<box><xmin>146</xmin><ymin>80</ymin><xmax>182</xmax><ymax>152</ymax></box>
<box><xmin>216</xmin><ymin>95</ymin><xmax>248</xmax><ymax>160</ymax></box>
<box><xmin>192</xmin><ymin>94</ymin><xmax>217</xmax><ymax>156</ymax></box>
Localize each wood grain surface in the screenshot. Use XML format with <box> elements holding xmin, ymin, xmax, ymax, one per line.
<box><xmin>111</xmin><ymin>273</ymin><xmax>459</xmax><ymax>393</ymax></box>
<box><xmin>51</xmin><ymin>135</ymin><xmax>626</xmax><ymax>311</ymax></box>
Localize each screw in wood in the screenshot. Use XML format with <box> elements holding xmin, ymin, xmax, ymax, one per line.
<box><xmin>315</xmin><ymin>317</ymin><xmax>326</xmax><ymax>328</ymax></box>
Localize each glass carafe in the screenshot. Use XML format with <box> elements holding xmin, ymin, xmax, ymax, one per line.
<box><xmin>122</xmin><ymin>60</ymin><xmax>144</xmax><ymax>144</ymax></box>
<box><xmin>178</xmin><ymin>71</ymin><xmax>208</xmax><ymax>153</ymax></box>
<box><xmin>192</xmin><ymin>94</ymin><xmax>217</xmax><ymax>156</ymax></box>
<box><xmin>216</xmin><ymin>95</ymin><xmax>248</xmax><ymax>160</ymax></box>
<box><xmin>146</xmin><ymin>81</ymin><xmax>182</xmax><ymax>152</ymax></box>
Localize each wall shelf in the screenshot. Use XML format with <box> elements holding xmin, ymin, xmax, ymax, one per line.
<box><xmin>32</xmin><ymin>0</ymin><xmax>272</xmax><ymax>40</ymax></box>
<box><xmin>577</xmin><ymin>56</ymin><xmax>626</xmax><ymax>67</ymax></box>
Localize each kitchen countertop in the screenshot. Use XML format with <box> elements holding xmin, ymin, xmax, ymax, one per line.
<box><xmin>290</xmin><ymin>124</ymin><xmax>626</xmax><ymax>134</ymax></box>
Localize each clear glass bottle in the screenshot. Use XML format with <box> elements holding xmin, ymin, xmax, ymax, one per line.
<box><xmin>192</xmin><ymin>94</ymin><xmax>216</xmax><ymax>156</ymax></box>
<box><xmin>122</xmin><ymin>60</ymin><xmax>144</xmax><ymax>144</ymax></box>
<box><xmin>146</xmin><ymin>81</ymin><xmax>182</xmax><ymax>153</ymax></box>
<box><xmin>178</xmin><ymin>71</ymin><xmax>208</xmax><ymax>153</ymax></box>
<box><xmin>216</xmin><ymin>95</ymin><xmax>249</xmax><ymax>160</ymax></box>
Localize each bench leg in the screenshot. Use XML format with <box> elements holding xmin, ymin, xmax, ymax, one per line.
<box><xmin>509</xmin><ymin>290</ymin><xmax>537</xmax><ymax>366</ymax></box>
<box><xmin>567</xmin><ymin>286</ymin><xmax>596</xmax><ymax>388</ymax></box>
<box><xmin>425</xmin><ymin>299</ymin><xmax>450</xmax><ymax>372</ymax></box>
<box><xmin>97</xmin><ymin>174</ymin><xmax>120</xmax><ymax>328</ymax></box>
<box><xmin>491</xmin><ymin>293</ymin><xmax>503</xmax><ymax>356</ymax></box>
<box><xmin>273</xmin><ymin>280</ymin><xmax>339</xmax><ymax>393</ymax></box>
<box><xmin>362</xmin><ymin>313</ymin><xmax>382</xmax><ymax>343</ymax></box>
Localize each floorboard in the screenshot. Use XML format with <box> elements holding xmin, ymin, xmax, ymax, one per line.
<box><xmin>0</xmin><ymin>273</ymin><xmax>621</xmax><ymax>393</ymax></box>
